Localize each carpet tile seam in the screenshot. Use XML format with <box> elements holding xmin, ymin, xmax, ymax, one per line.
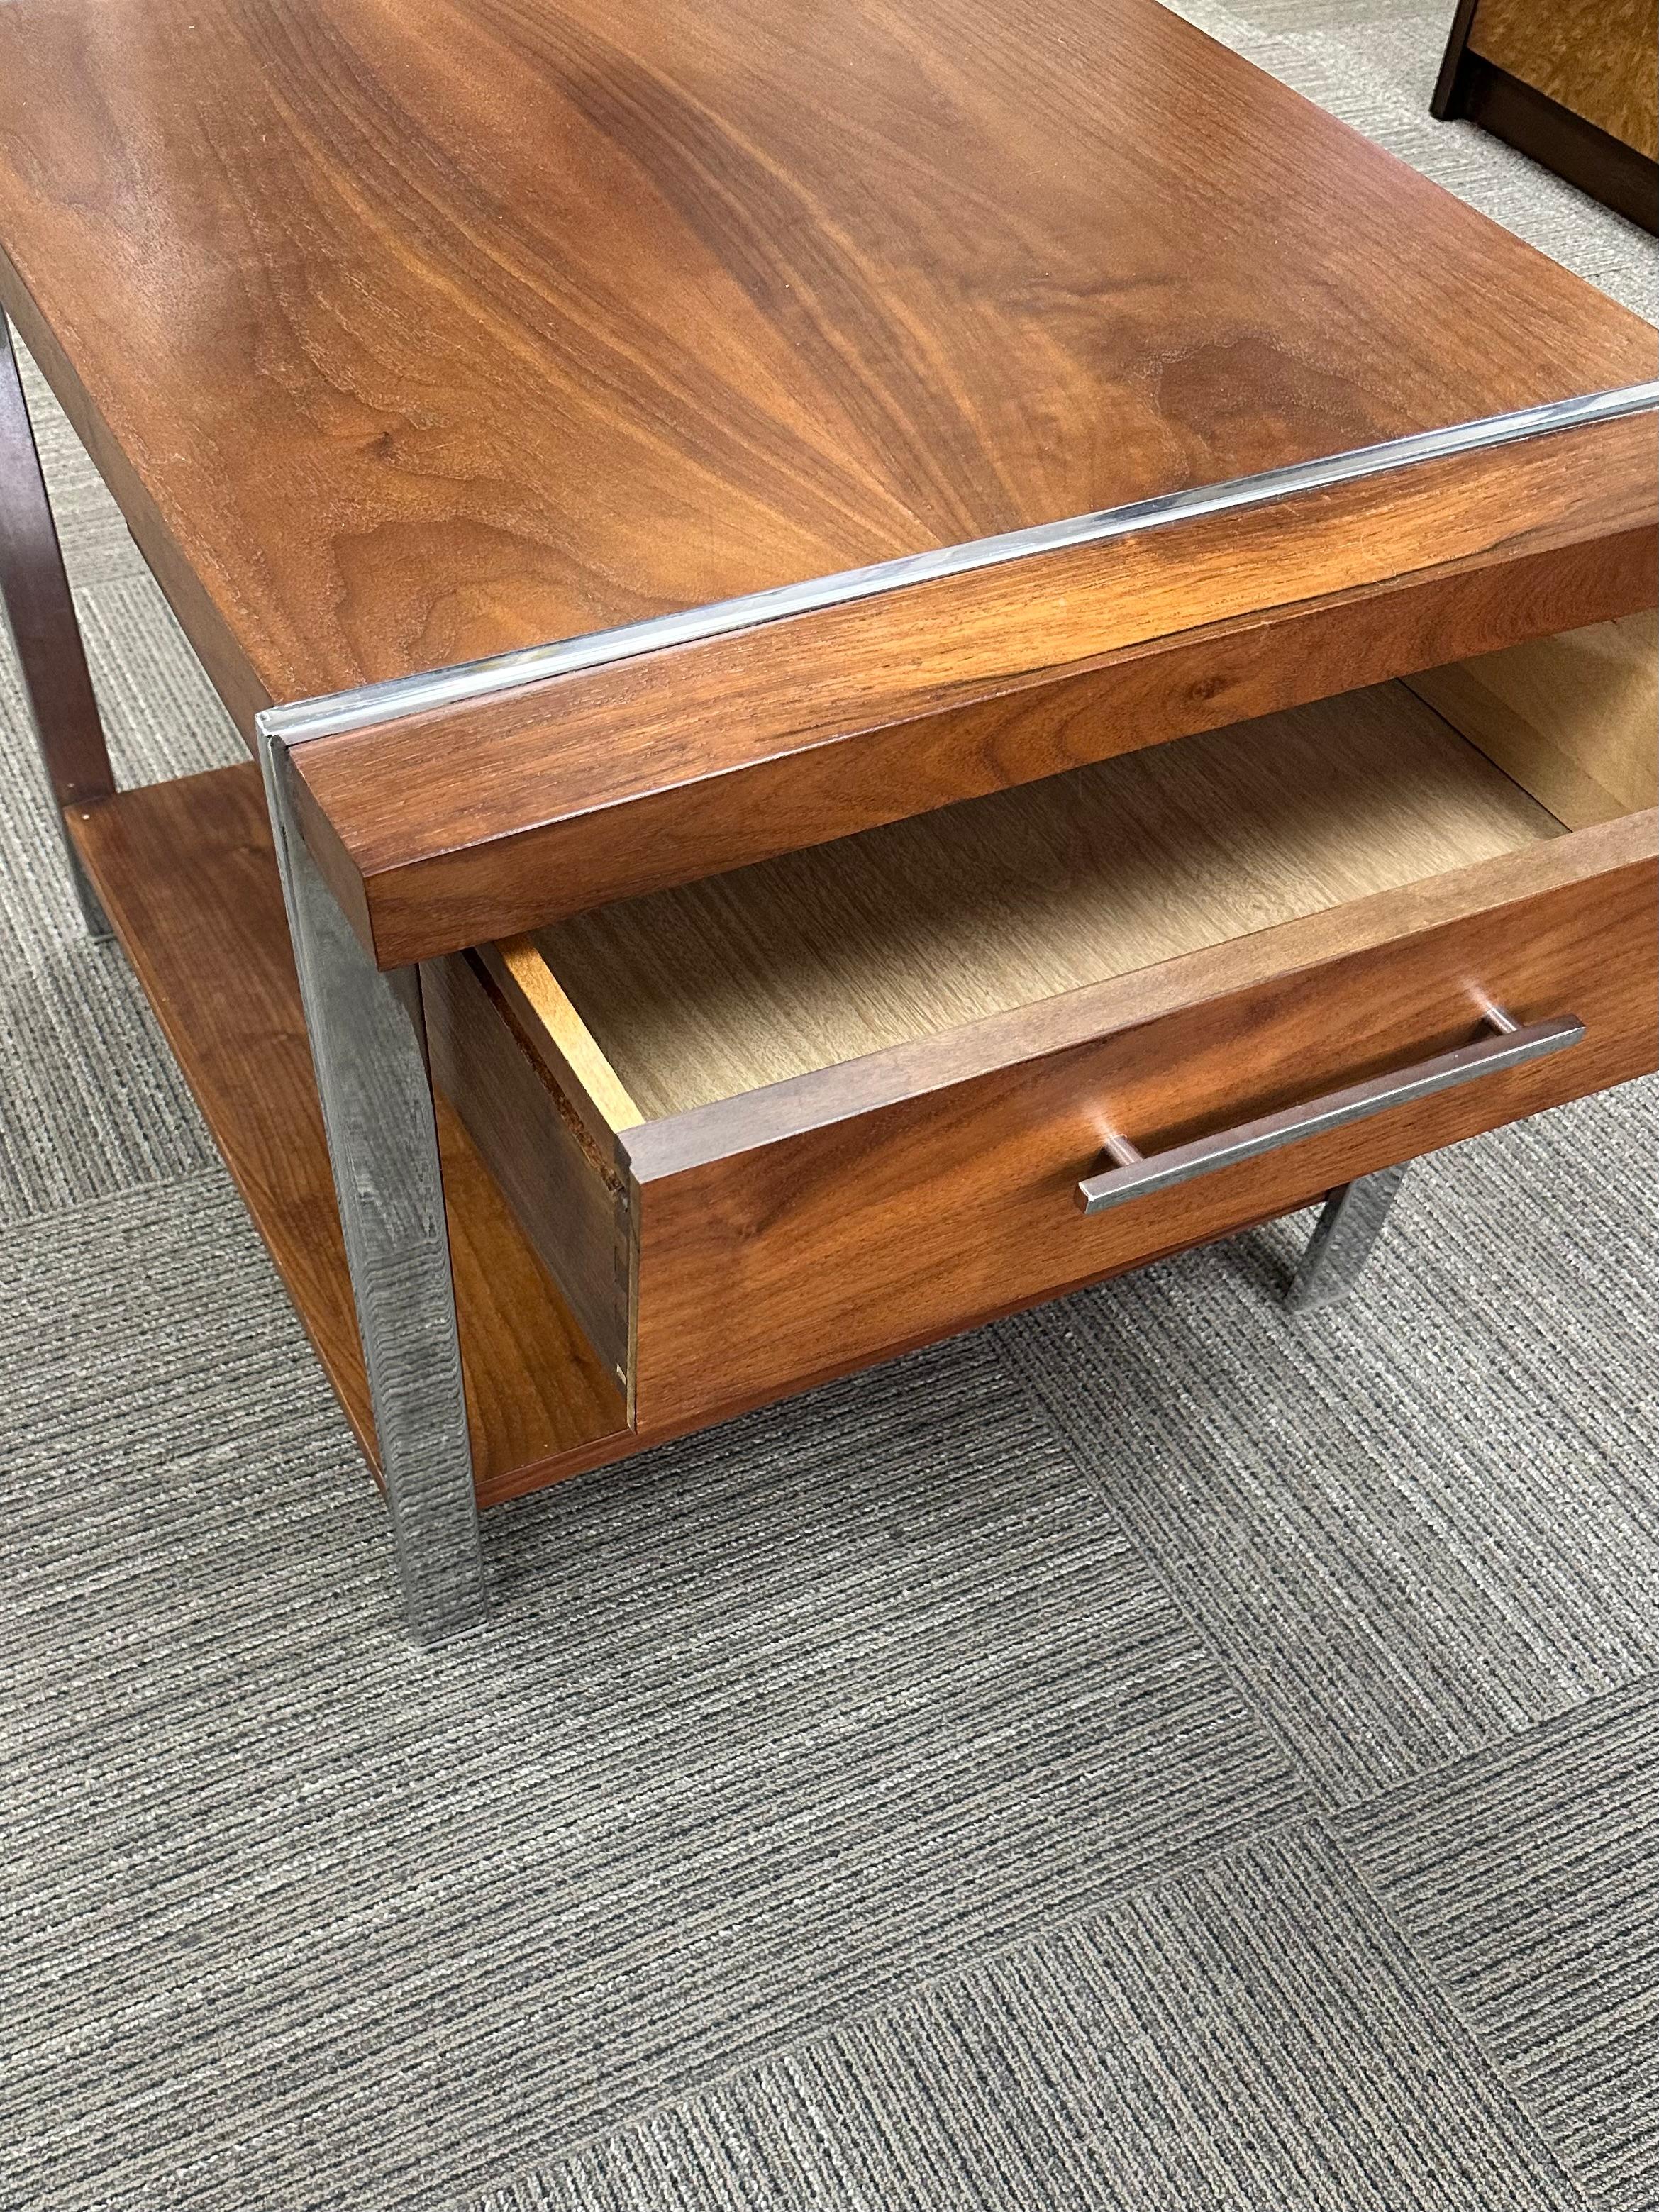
<box><xmin>989</xmin><ymin>1312</ymin><xmax>1345</xmax><ymax>1817</ymax></box>
<box><xmin>1324</xmin><ymin>1678</ymin><xmax>1659</xmax><ymax>2208</ymax></box>
<box><xmin>449</xmin><ymin>1816</ymin><xmax>1599</xmax><ymax>2212</ymax></box>
<box><xmin>4</xmin><ymin>1811</ymin><xmax>1330</xmax><ymax>2212</ymax></box>
<box><xmin>429</xmin><ymin>1808</ymin><xmax>1329</xmax><ymax>2212</ymax></box>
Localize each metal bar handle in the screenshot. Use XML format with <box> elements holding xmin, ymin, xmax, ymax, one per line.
<box><xmin>1075</xmin><ymin>1007</ymin><xmax>1583</xmax><ymax>1217</ymax></box>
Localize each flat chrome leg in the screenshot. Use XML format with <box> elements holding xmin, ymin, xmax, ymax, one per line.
<box><xmin>260</xmin><ymin>728</ymin><xmax>485</xmax><ymax>1643</ymax></box>
<box><xmin>1285</xmin><ymin>1160</ymin><xmax>1409</xmax><ymax>1315</ymax></box>
<box><xmin>0</xmin><ymin>314</ymin><xmax>116</xmax><ymax>939</ymax></box>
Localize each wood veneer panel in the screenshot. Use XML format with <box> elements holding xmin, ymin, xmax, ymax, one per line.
<box><xmin>623</xmin><ymin>817</ymin><xmax>1658</xmax><ymax>1425</ymax></box>
<box><xmin>1470</xmin><ymin>0</ymin><xmax>1658</xmax><ymax>158</ymax></box>
<box><xmin>0</xmin><ymin>0</ymin><xmax>1653</xmax><ymax>719</ymax></box>
<box><xmin>292</xmin><ymin>414</ymin><xmax>1658</xmax><ymax>966</ymax></box>
<box><xmin>67</xmin><ymin>765</ymin><xmax>628</xmax><ymax>1492</ymax></box>
<box><xmin>535</xmin><ymin>684</ymin><xmax>1562</xmax><ymax>1118</ymax></box>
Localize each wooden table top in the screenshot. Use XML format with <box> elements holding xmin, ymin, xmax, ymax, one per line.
<box><xmin>2</xmin><ymin>0</ymin><xmax>1655</xmax><ymax>958</ymax></box>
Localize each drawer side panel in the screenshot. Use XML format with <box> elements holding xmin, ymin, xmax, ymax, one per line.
<box><xmin>425</xmin><ymin>950</ymin><xmax>632</xmax><ymax>1391</ymax></box>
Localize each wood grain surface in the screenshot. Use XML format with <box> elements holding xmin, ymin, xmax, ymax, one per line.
<box><xmin>532</xmin><ymin>683</ymin><xmax>1563</xmax><ymax>1118</ymax></box>
<box><xmin>1470</xmin><ymin>0</ymin><xmax>1658</xmax><ymax>157</ymax></box>
<box><xmin>0</xmin><ymin>0</ymin><xmax>1653</xmax><ymax>733</ymax></box>
<box><xmin>291</xmin><ymin>413</ymin><xmax>1658</xmax><ymax>966</ymax></box>
<box><xmin>620</xmin><ymin>817</ymin><xmax>1657</xmax><ymax>1427</ymax></box>
<box><xmin>66</xmin><ymin>764</ymin><xmax>630</xmax><ymax>1494</ymax></box>
<box><xmin>1407</xmin><ymin>611</ymin><xmax>1658</xmax><ymax>829</ymax></box>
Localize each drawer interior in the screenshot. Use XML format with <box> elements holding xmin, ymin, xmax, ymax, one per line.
<box><xmin>520</xmin><ymin>613</ymin><xmax>1653</xmax><ymax>1123</ymax></box>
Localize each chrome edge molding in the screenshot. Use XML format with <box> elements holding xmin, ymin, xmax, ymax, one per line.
<box><xmin>261</xmin><ymin>379</ymin><xmax>1659</xmax><ymax>745</ymax></box>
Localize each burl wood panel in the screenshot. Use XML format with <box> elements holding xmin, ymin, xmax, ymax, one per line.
<box><xmin>1470</xmin><ymin>0</ymin><xmax>1658</xmax><ymax>158</ymax></box>
<box><xmin>536</xmin><ymin>684</ymin><xmax>1561</xmax><ymax>1118</ymax></box>
<box><xmin>1407</xmin><ymin>611</ymin><xmax>1658</xmax><ymax>829</ymax></box>
<box><xmin>622</xmin><ymin>818</ymin><xmax>1658</xmax><ymax>1428</ymax></box>
<box><xmin>0</xmin><ymin>0</ymin><xmax>1653</xmax><ymax>727</ymax></box>
<box><xmin>66</xmin><ymin>764</ymin><xmax>629</xmax><ymax>1494</ymax></box>
<box><xmin>292</xmin><ymin>416</ymin><xmax>1658</xmax><ymax>967</ymax></box>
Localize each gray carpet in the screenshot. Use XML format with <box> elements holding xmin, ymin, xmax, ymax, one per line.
<box><xmin>1</xmin><ymin>3</ymin><xmax>1655</xmax><ymax>2208</ymax></box>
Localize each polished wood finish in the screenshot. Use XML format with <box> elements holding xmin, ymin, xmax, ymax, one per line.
<box><xmin>1</xmin><ymin>0</ymin><xmax>1653</xmax><ymax>730</ymax></box>
<box><xmin>1407</xmin><ymin>613</ymin><xmax>1658</xmax><ymax>830</ymax></box>
<box><xmin>1469</xmin><ymin>0</ymin><xmax>1657</xmax><ymax>158</ymax></box>
<box><xmin>0</xmin><ymin>317</ymin><xmax>111</xmax><ymax>807</ymax></box>
<box><xmin>534</xmin><ymin>685</ymin><xmax>1561</xmax><ymax>1118</ymax></box>
<box><xmin>477</xmin><ymin>1199</ymin><xmax>1328</xmax><ymax>1504</ymax></box>
<box><xmin>1432</xmin><ymin>0</ymin><xmax>1484</xmax><ymax>115</ymax></box>
<box><xmin>622</xmin><ymin>818</ymin><xmax>1656</xmax><ymax>1426</ymax></box>
<box><xmin>292</xmin><ymin>416</ymin><xmax>1658</xmax><ymax>967</ymax></box>
<box><xmin>492</xmin><ymin>1194</ymin><xmax>1360</xmax><ymax>1500</ymax></box>
<box><xmin>65</xmin><ymin>765</ymin><xmax>629</xmax><ymax>1495</ymax></box>
<box><xmin>458</xmin><ymin>645</ymin><xmax>1657</xmax><ymax>1435</ymax></box>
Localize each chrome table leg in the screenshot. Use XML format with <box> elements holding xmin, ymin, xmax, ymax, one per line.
<box><xmin>1285</xmin><ymin>1160</ymin><xmax>1409</xmax><ymax>1314</ymax></box>
<box><xmin>260</xmin><ymin>730</ymin><xmax>485</xmax><ymax>1643</ymax></box>
<box><xmin>0</xmin><ymin>314</ymin><xmax>115</xmax><ymax>937</ymax></box>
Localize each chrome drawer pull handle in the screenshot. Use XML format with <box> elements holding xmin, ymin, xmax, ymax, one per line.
<box><xmin>1075</xmin><ymin>1008</ymin><xmax>1584</xmax><ymax>1217</ymax></box>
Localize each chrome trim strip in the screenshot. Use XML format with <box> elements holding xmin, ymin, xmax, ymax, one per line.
<box><xmin>262</xmin><ymin>379</ymin><xmax>1659</xmax><ymax>745</ymax></box>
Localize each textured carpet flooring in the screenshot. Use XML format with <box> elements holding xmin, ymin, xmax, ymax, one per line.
<box><xmin>3</xmin><ymin>3</ymin><xmax>1657</xmax><ymax>2208</ymax></box>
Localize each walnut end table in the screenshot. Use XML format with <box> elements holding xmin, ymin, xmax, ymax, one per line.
<box><xmin>2</xmin><ymin>0</ymin><xmax>1655</xmax><ymax>1639</ymax></box>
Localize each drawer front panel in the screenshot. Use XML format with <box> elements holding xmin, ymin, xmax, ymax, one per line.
<box><xmin>626</xmin><ymin>828</ymin><xmax>1656</xmax><ymax>1428</ymax></box>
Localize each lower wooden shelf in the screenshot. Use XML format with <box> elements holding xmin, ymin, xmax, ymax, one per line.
<box><xmin>68</xmin><ymin>763</ymin><xmax>631</xmax><ymax>1507</ymax></box>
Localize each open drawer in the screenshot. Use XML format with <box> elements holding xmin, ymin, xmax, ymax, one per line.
<box><xmin>424</xmin><ymin>615</ymin><xmax>1658</xmax><ymax>1438</ymax></box>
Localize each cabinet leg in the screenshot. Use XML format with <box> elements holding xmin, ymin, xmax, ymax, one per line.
<box><xmin>260</xmin><ymin>730</ymin><xmax>485</xmax><ymax>1643</ymax></box>
<box><xmin>0</xmin><ymin>314</ymin><xmax>116</xmax><ymax>939</ymax></box>
<box><xmin>1285</xmin><ymin>1161</ymin><xmax>1409</xmax><ymax>1315</ymax></box>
